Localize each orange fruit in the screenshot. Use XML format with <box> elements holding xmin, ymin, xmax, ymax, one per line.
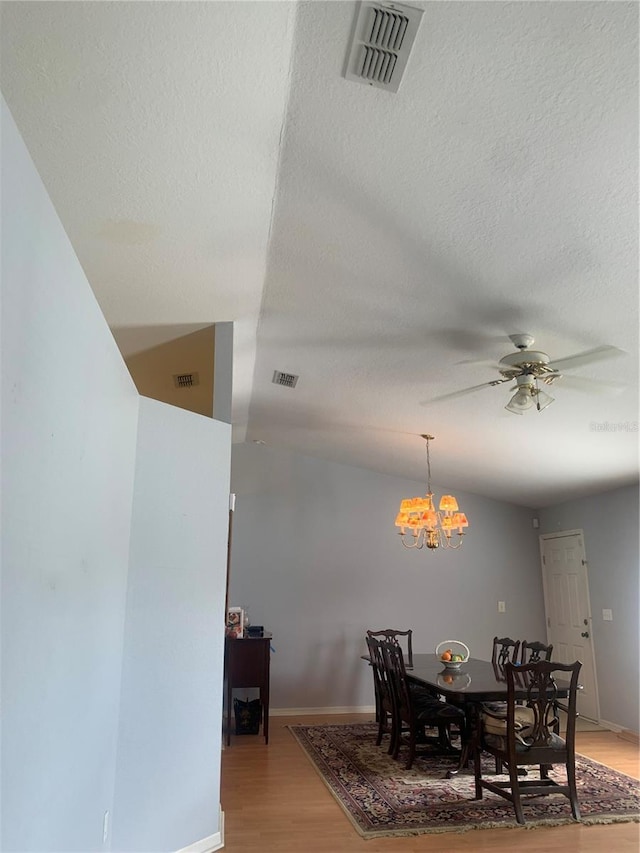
<box><xmin>441</xmin><ymin>651</ymin><xmax>452</xmax><ymax>661</ymax></box>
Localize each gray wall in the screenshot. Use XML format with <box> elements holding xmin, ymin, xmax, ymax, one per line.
<box><xmin>229</xmin><ymin>442</ymin><xmax>546</xmax><ymax>710</ymax></box>
<box><xmin>113</xmin><ymin>398</ymin><xmax>231</xmax><ymax>852</ymax></box>
<box><xmin>1</xmin><ymin>97</ymin><xmax>138</xmax><ymax>852</ymax></box>
<box><xmin>538</xmin><ymin>483</ymin><xmax>639</xmax><ymax>732</ymax></box>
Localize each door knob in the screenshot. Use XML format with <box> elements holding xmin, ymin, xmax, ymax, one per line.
<box><xmin>581</xmin><ymin>631</ymin><xmax>590</xmax><ymax>638</ymax></box>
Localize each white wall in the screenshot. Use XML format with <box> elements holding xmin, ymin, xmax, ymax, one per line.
<box><xmin>538</xmin><ymin>483</ymin><xmax>639</xmax><ymax>732</ymax></box>
<box><xmin>113</xmin><ymin>398</ymin><xmax>231</xmax><ymax>852</ymax></box>
<box><xmin>1</xmin><ymin>96</ymin><xmax>232</xmax><ymax>852</ymax></box>
<box><xmin>229</xmin><ymin>442</ymin><xmax>546</xmax><ymax>710</ymax></box>
<box><xmin>1</xmin><ymin>97</ymin><xmax>138</xmax><ymax>851</ymax></box>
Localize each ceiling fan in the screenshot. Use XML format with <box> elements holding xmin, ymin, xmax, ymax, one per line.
<box><xmin>424</xmin><ymin>334</ymin><xmax>625</xmax><ymax>414</ymax></box>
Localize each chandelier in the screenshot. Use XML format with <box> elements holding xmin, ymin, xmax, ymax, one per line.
<box><xmin>395</xmin><ymin>435</ymin><xmax>468</xmax><ymax>550</ymax></box>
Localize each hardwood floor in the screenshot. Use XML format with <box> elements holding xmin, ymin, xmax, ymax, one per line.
<box><xmin>220</xmin><ymin>713</ymin><xmax>640</xmax><ymax>853</ymax></box>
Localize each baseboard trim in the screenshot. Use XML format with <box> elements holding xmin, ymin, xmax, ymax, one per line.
<box><xmin>271</xmin><ymin>705</ymin><xmax>376</xmax><ymax>716</ymax></box>
<box><xmin>599</xmin><ymin>718</ymin><xmax>624</xmax><ymax>733</ymax></box>
<box><xmin>617</xmin><ymin>729</ymin><xmax>640</xmax><ymax>745</ymax></box>
<box><xmin>176</xmin><ymin>809</ymin><xmax>224</xmax><ymax>853</ymax></box>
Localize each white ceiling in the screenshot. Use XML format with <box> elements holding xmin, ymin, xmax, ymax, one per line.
<box><xmin>2</xmin><ymin>1</ymin><xmax>638</xmax><ymax>507</ymax></box>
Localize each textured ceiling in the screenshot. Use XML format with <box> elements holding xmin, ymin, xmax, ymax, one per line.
<box><xmin>2</xmin><ymin>0</ymin><xmax>638</xmax><ymax>507</ymax></box>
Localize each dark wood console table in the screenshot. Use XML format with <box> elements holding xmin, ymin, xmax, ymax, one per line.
<box><xmin>224</xmin><ymin>633</ymin><xmax>272</xmax><ymax>745</ymax></box>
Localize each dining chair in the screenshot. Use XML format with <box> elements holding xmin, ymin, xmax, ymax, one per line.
<box><xmin>366</xmin><ymin>634</ymin><xmax>439</xmax><ymax>753</ymax></box>
<box><xmin>380</xmin><ymin>639</ymin><xmax>466</xmax><ymax>770</ymax></box>
<box><xmin>491</xmin><ymin>636</ymin><xmax>520</xmax><ymax>666</ymax></box>
<box><xmin>519</xmin><ymin>640</ymin><xmax>553</xmax><ymax>664</ymax></box>
<box><xmin>488</xmin><ymin>636</ymin><xmax>523</xmax><ymax>773</ymax></box>
<box><xmin>365</xmin><ymin>635</ymin><xmax>396</xmax><ymax>752</ymax></box>
<box><xmin>366</xmin><ymin>628</ymin><xmax>413</xmax><ymax>667</ymax></box>
<box><xmin>519</xmin><ymin>640</ymin><xmax>559</xmax><ymax>737</ymax></box>
<box><xmin>366</xmin><ymin>629</ymin><xmax>413</xmax><ymax>733</ymax></box>
<box><xmin>473</xmin><ymin>659</ymin><xmax>582</xmax><ymax>825</ymax></box>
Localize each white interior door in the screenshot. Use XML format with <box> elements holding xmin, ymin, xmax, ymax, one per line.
<box><xmin>540</xmin><ymin>531</ymin><xmax>600</xmax><ymax>721</ymax></box>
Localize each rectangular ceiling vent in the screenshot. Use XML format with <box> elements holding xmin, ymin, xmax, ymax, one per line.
<box><xmin>272</xmin><ymin>370</ymin><xmax>299</xmax><ymax>389</ymax></box>
<box><xmin>173</xmin><ymin>372</ymin><xmax>199</xmax><ymax>389</ymax></box>
<box><xmin>344</xmin><ymin>1</ymin><xmax>423</xmax><ymax>93</ymax></box>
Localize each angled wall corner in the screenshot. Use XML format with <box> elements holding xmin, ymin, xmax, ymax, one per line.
<box><xmin>124</xmin><ymin>326</ymin><xmax>216</xmax><ymax>417</ymax></box>
<box><xmin>121</xmin><ymin>321</ymin><xmax>233</xmax><ymax>424</ymax></box>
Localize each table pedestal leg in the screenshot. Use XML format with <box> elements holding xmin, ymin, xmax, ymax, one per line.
<box><xmin>446</xmin><ymin>702</ymin><xmax>477</xmax><ymax>778</ymax></box>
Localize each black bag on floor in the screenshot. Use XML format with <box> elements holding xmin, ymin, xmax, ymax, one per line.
<box><xmin>234</xmin><ymin>697</ymin><xmax>262</xmax><ymax>735</ymax></box>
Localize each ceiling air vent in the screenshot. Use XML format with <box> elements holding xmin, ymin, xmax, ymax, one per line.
<box><xmin>344</xmin><ymin>1</ymin><xmax>423</xmax><ymax>93</ymax></box>
<box><xmin>173</xmin><ymin>372</ymin><xmax>200</xmax><ymax>389</ymax></box>
<box><xmin>272</xmin><ymin>370</ymin><xmax>299</xmax><ymax>389</ymax></box>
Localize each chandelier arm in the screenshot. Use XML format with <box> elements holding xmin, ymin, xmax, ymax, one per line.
<box><xmin>399</xmin><ymin>533</ymin><xmax>422</xmax><ymax>549</ymax></box>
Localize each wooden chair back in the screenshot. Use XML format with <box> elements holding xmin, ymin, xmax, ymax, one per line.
<box><xmin>379</xmin><ymin>638</ymin><xmax>413</xmax><ymax>721</ymax></box>
<box><xmin>504</xmin><ymin>660</ymin><xmax>580</xmax><ymax>752</ymax></box>
<box><xmin>365</xmin><ymin>634</ymin><xmax>398</xmax><ymax>751</ymax></box>
<box><xmin>366</xmin><ymin>635</ymin><xmax>393</xmax><ymax>717</ymax></box>
<box><xmin>367</xmin><ymin>628</ymin><xmax>413</xmax><ymax>667</ymax></box>
<box><xmin>519</xmin><ymin>640</ymin><xmax>553</xmax><ymax>664</ymax></box>
<box><xmin>491</xmin><ymin>636</ymin><xmax>520</xmax><ymax>666</ymax></box>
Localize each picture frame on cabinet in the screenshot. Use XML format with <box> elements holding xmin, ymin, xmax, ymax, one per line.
<box><xmin>226</xmin><ymin>606</ymin><xmax>244</xmax><ymax>638</ymax></box>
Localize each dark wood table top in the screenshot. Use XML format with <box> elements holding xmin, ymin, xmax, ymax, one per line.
<box><xmin>406</xmin><ymin>654</ymin><xmax>571</xmax><ymax>702</ymax></box>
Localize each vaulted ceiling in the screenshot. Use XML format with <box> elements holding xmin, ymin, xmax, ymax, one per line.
<box><xmin>2</xmin><ymin>1</ymin><xmax>638</xmax><ymax>507</ymax></box>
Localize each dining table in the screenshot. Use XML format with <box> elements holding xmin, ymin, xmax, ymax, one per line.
<box><xmin>366</xmin><ymin>653</ymin><xmax>573</xmax><ymax>777</ymax></box>
<box><xmin>406</xmin><ymin>654</ymin><xmax>541</xmax><ymax>699</ymax></box>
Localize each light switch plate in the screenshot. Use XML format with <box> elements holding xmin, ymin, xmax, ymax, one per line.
<box><xmin>497</xmin><ymin>601</ymin><xmax>506</xmax><ymax>613</ymax></box>
<box><xmin>602</xmin><ymin>609</ymin><xmax>613</xmax><ymax>621</ymax></box>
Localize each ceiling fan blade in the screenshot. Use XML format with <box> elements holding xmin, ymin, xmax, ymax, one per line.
<box><xmin>548</xmin><ymin>345</ymin><xmax>625</xmax><ymax>372</ymax></box>
<box><xmin>454</xmin><ymin>358</ymin><xmax>498</xmax><ymax>367</ymax></box>
<box><xmin>421</xmin><ymin>378</ymin><xmax>511</xmax><ymax>405</ymax></box>
<box><xmin>557</xmin><ymin>374</ymin><xmax>627</xmax><ymax>395</ymax></box>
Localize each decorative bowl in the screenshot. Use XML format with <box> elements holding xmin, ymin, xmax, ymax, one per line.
<box><xmin>435</xmin><ymin>639</ymin><xmax>470</xmax><ymax>670</ymax></box>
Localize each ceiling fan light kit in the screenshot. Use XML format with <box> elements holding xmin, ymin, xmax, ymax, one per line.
<box><xmin>395</xmin><ymin>435</ymin><xmax>468</xmax><ymax>551</ymax></box>
<box><xmin>505</xmin><ymin>374</ymin><xmax>555</xmax><ymax>415</ymax></box>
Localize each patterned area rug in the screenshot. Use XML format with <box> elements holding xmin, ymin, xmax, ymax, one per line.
<box><xmin>288</xmin><ymin>722</ymin><xmax>640</xmax><ymax>839</ymax></box>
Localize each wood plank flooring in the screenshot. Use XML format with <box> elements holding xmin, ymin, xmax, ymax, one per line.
<box><xmin>220</xmin><ymin>713</ymin><xmax>640</xmax><ymax>853</ymax></box>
